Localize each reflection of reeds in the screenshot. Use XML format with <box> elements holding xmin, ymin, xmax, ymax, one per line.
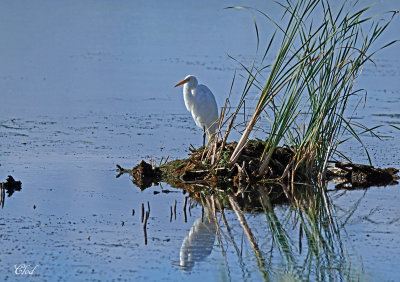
<box><xmin>228</xmin><ymin>194</ymin><xmax>269</xmax><ymax>280</ymax></box>
<box><xmin>206</xmin><ymin>0</ymin><xmax>397</xmax><ymax>182</ymax></box>
<box><xmin>264</xmin><ymin>182</ymin><xmax>357</xmax><ymax>280</ymax></box>
<box><xmin>259</xmin><ymin>187</ymin><xmax>295</xmax><ymax>264</ymax></box>
<box><xmin>192</xmin><ymin>180</ymin><xmax>362</xmax><ymax>280</ymax></box>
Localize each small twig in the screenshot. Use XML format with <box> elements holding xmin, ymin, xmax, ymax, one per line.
<box><xmin>163</xmin><ymin>156</ymin><xmax>169</xmax><ymax>166</ymax></box>
<box><xmin>183</xmin><ymin>196</ymin><xmax>188</xmax><ymax>223</ymax></box>
<box><xmin>174</xmin><ymin>200</ymin><xmax>177</xmax><ymax>220</ymax></box>
<box><xmin>143</xmin><ymin>211</ymin><xmax>149</xmax><ymax>245</ymax></box>
<box><xmin>189</xmin><ymin>144</ymin><xmax>196</xmax><ymax>153</ymax></box>
<box><xmin>141</xmin><ymin>203</ymin><xmax>145</xmax><ymax>223</ymax></box>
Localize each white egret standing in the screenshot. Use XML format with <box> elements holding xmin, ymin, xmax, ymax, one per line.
<box><xmin>175</xmin><ymin>75</ymin><xmax>218</xmax><ymax>147</ymax></box>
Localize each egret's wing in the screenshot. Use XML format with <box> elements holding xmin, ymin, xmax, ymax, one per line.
<box><xmin>194</xmin><ymin>85</ymin><xmax>218</xmax><ymax>134</ymax></box>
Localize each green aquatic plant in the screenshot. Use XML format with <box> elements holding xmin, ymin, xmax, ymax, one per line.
<box><xmin>217</xmin><ymin>0</ymin><xmax>398</xmax><ymax>181</ymax></box>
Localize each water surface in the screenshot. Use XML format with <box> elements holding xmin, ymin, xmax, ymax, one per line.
<box><xmin>1</xmin><ymin>0</ymin><xmax>399</xmax><ymax>281</ymax></box>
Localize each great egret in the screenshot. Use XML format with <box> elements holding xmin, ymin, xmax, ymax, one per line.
<box><xmin>174</xmin><ymin>75</ymin><xmax>218</xmax><ymax>147</ymax></box>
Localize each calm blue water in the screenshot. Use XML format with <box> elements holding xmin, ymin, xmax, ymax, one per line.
<box><xmin>1</xmin><ymin>0</ymin><xmax>399</xmax><ymax>281</ymax></box>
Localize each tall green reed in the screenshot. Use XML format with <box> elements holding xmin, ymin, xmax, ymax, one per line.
<box><xmin>224</xmin><ymin>0</ymin><xmax>398</xmax><ymax>180</ymax></box>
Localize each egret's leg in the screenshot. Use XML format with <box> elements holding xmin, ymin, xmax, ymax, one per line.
<box><xmin>203</xmin><ymin>126</ymin><xmax>206</xmax><ymax>147</ymax></box>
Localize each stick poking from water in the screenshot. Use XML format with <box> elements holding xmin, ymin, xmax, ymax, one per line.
<box><xmin>141</xmin><ymin>203</ymin><xmax>145</xmax><ymax>223</ymax></box>
<box><xmin>174</xmin><ymin>199</ymin><xmax>177</xmax><ymax>220</ymax></box>
<box><xmin>143</xmin><ymin>211</ymin><xmax>149</xmax><ymax>245</ymax></box>
<box><xmin>183</xmin><ymin>196</ymin><xmax>188</xmax><ymax>223</ymax></box>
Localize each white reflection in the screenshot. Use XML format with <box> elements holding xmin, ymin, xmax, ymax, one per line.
<box><xmin>179</xmin><ymin>208</ymin><xmax>217</xmax><ymax>271</ymax></box>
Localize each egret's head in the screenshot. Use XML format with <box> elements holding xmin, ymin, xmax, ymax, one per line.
<box><xmin>174</xmin><ymin>75</ymin><xmax>198</xmax><ymax>88</ymax></box>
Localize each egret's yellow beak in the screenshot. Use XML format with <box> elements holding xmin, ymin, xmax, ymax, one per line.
<box><xmin>174</xmin><ymin>78</ymin><xmax>189</xmax><ymax>87</ymax></box>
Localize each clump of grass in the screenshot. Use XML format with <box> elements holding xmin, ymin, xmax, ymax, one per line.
<box><xmin>210</xmin><ymin>0</ymin><xmax>398</xmax><ymax>181</ymax></box>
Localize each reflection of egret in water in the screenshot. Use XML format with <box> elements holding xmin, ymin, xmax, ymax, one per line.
<box><xmin>180</xmin><ymin>207</ymin><xmax>217</xmax><ymax>271</ymax></box>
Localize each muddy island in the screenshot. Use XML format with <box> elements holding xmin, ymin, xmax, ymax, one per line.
<box><xmin>116</xmin><ymin>140</ymin><xmax>399</xmax><ymax>209</ymax></box>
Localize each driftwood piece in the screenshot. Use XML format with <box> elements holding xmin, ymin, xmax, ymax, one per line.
<box><xmin>1</xmin><ymin>175</ymin><xmax>22</xmax><ymax>208</ymax></box>
<box><xmin>116</xmin><ymin>160</ymin><xmax>161</xmax><ymax>190</ymax></box>
<box><xmin>327</xmin><ymin>162</ymin><xmax>399</xmax><ymax>189</ymax></box>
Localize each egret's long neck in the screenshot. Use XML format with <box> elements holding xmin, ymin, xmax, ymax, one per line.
<box><xmin>183</xmin><ymin>83</ymin><xmax>196</xmax><ymax>110</ymax></box>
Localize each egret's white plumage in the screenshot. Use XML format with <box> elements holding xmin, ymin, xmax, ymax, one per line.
<box><xmin>175</xmin><ymin>75</ymin><xmax>218</xmax><ymax>146</ymax></box>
